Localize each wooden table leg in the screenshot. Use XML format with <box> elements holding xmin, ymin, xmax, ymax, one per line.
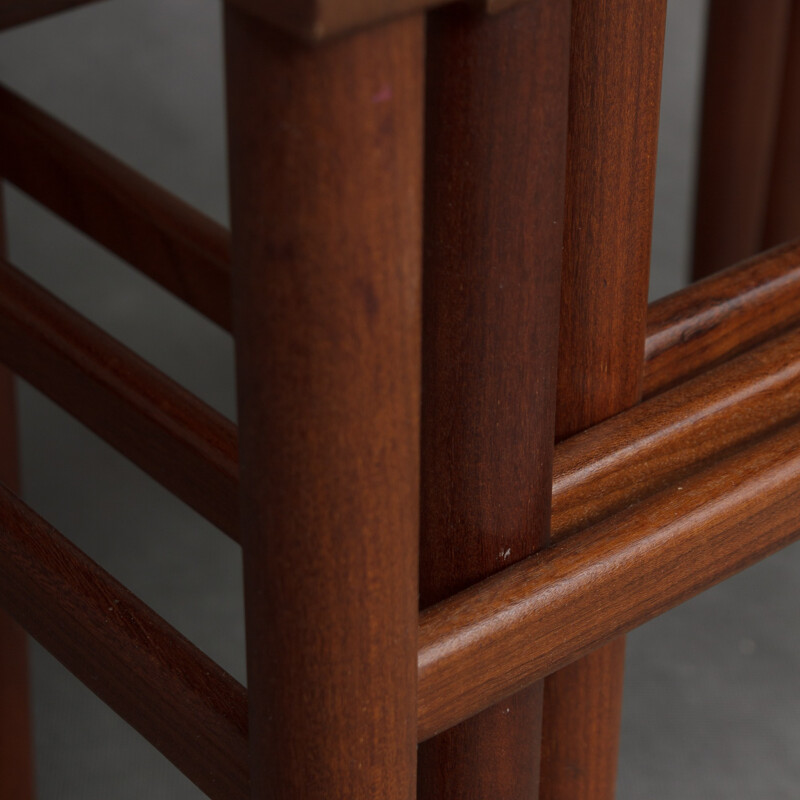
<box><xmin>764</xmin><ymin>0</ymin><xmax>800</xmax><ymax>249</ymax></box>
<box><xmin>0</xmin><ymin>184</ymin><xmax>35</xmax><ymax>800</ymax></box>
<box><xmin>692</xmin><ymin>0</ymin><xmax>793</xmax><ymax>279</ymax></box>
<box><xmin>224</xmin><ymin>9</ymin><xmax>424</xmax><ymax>800</ymax></box>
<box><xmin>418</xmin><ymin>2</ymin><xmax>569</xmax><ymax>797</ymax></box>
<box><xmin>539</xmin><ymin>2</ymin><xmax>666</xmax><ymax>798</ymax></box>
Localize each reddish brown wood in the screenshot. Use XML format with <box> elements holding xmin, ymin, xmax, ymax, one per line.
<box><xmin>418</xmin><ymin>2</ymin><xmax>569</xmax><ymax>797</ymax></box>
<box><xmin>692</xmin><ymin>0</ymin><xmax>793</xmax><ymax>279</ymax></box>
<box><xmin>0</xmin><ymin>186</ymin><xmax>35</xmax><ymax>800</ymax></box>
<box><xmin>645</xmin><ymin>239</ymin><xmax>800</xmax><ymax>395</ymax></box>
<box><xmin>554</xmin><ymin>325</ymin><xmax>800</xmax><ymax>540</ymax></box>
<box><xmin>0</xmin><ymin>257</ymin><xmax>239</xmax><ymax>539</ymax></box>
<box><xmin>0</xmin><ymin>0</ymin><xmax>103</xmax><ymax>29</ymax></box>
<box><xmin>542</xmin><ymin>1</ymin><xmax>666</xmax><ymax>797</ymax></box>
<box><xmin>418</xmin><ymin>417</ymin><xmax>800</xmax><ymax>739</ymax></box>
<box><xmin>0</xmin><ymin>483</ymin><xmax>248</xmax><ymax>800</ymax></box>
<box><xmin>225</xmin><ymin>9</ymin><xmax>423</xmax><ymax>800</ymax></box>
<box><xmin>763</xmin><ymin>1</ymin><xmax>800</xmax><ymax>249</ymax></box>
<box><xmin>0</xmin><ymin>84</ymin><xmax>232</xmax><ymax>330</ymax></box>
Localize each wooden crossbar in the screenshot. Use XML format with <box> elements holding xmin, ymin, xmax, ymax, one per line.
<box><xmin>0</xmin><ymin>482</ymin><xmax>248</xmax><ymax>800</ymax></box>
<box><xmin>644</xmin><ymin>239</ymin><xmax>800</xmax><ymax>394</ymax></box>
<box><xmin>0</xmin><ymin>84</ymin><xmax>232</xmax><ymax>330</ymax></box>
<box><xmin>0</xmin><ymin>0</ymin><xmax>103</xmax><ymax>30</ymax></box>
<box><xmin>0</xmin><ymin>257</ymin><xmax>240</xmax><ymax>540</ymax></box>
<box><xmin>417</xmin><ymin>416</ymin><xmax>800</xmax><ymax>739</ymax></box>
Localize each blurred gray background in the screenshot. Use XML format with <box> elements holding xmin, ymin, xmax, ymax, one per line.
<box><xmin>1</xmin><ymin>0</ymin><xmax>799</xmax><ymax>797</ymax></box>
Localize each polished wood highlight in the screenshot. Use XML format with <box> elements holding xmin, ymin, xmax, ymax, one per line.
<box><xmin>0</xmin><ymin>84</ymin><xmax>232</xmax><ymax>330</ymax></box>
<box><xmin>0</xmin><ymin>257</ymin><xmax>239</xmax><ymax>539</ymax></box>
<box><xmin>0</xmin><ymin>187</ymin><xmax>35</xmax><ymax>800</ymax></box>
<box><xmin>541</xmin><ymin>1</ymin><xmax>666</xmax><ymax>797</ymax></box>
<box><xmin>0</xmin><ymin>483</ymin><xmax>248</xmax><ymax>800</ymax></box>
<box><xmin>763</xmin><ymin>0</ymin><xmax>800</xmax><ymax>249</ymax></box>
<box><xmin>0</xmin><ymin>0</ymin><xmax>103</xmax><ymax>30</ymax></box>
<box><xmin>418</xmin><ymin>417</ymin><xmax>800</xmax><ymax>740</ymax></box>
<box><xmin>645</xmin><ymin>240</ymin><xmax>800</xmax><ymax>395</ymax></box>
<box><xmin>418</xmin><ymin>2</ymin><xmax>569</xmax><ymax>797</ymax></box>
<box><xmin>554</xmin><ymin>325</ymin><xmax>800</xmax><ymax>540</ymax></box>
<box><xmin>692</xmin><ymin>0</ymin><xmax>793</xmax><ymax>279</ymax></box>
<box><xmin>225</xmin><ymin>9</ymin><xmax>423</xmax><ymax>800</ymax></box>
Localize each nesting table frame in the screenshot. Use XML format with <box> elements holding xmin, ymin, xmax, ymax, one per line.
<box><xmin>2</xmin><ymin>0</ymin><xmax>800</xmax><ymax>798</ymax></box>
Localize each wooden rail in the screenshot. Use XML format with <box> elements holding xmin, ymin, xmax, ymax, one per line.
<box><xmin>0</xmin><ymin>482</ymin><xmax>248</xmax><ymax>800</ymax></box>
<box><xmin>645</xmin><ymin>239</ymin><xmax>800</xmax><ymax>394</ymax></box>
<box><xmin>418</xmin><ymin>416</ymin><xmax>800</xmax><ymax>739</ymax></box>
<box><xmin>0</xmin><ymin>258</ymin><xmax>239</xmax><ymax>540</ymax></box>
<box><xmin>0</xmin><ymin>84</ymin><xmax>232</xmax><ymax>330</ymax></box>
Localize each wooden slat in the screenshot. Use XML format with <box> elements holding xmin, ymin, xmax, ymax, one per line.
<box><xmin>225</xmin><ymin>9</ymin><xmax>423</xmax><ymax>800</ymax></box>
<box><xmin>763</xmin><ymin>0</ymin><xmax>800</xmax><ymax>249</ymax></box>
<box><xmin>0</xmin><ymin>257</ymin><xmax>239</xmax><ymax>540</ymax></box>
<box><xmin>541</xmin><ymin>1</ymin><xmax>666</xmax><ymax>797</ymax></box>
<box><xmin>0</xmin><ymin>83</ymin><xmax>232</xmax><ymax>330</ymax></box>
<box><xmin>0</xmin><ymin>483</ymin><xmax>248</xmax><ymax>800</ymax></box>
<box><xmin>418</xmin><ymin>417</ymin><xmax>800</xmax><ymax>740</ymax></box>
<box><xmin>554</xmin><ymin>324</ymin><xmax>800</xmax><ymax>540</ymax></box>
<box><xmin>0</xmin><ymin>185</ymin><xmax>35</xmax><ymax>800</ymax></box>
<box><xmin>418</xmin><ymin>2</ymin><xmax>569</xmax><ymax>797</ymax></box>
<box><xmin>0</xmin><ymin>0</ymin><xmax>103</xmax><ymax>30</ymax></box>
<box><xmin>692</xmin><ymin>0</ymin><xmax>793</xmax><ymax>279</ymax></box>
<box><xmin>644</xmin><ymin>239</ymin><xmax>800</xmax><ymax>395</ymax></box>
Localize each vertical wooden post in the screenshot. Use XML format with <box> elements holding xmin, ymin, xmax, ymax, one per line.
<box><xmin>224</xmin><ymin>9</ymin><xmax>423</xmax><ymax>800</ymax></box>
<box><xmin>763</xmin><ymin>0</ymin><xmax>800</xmax><ymax>249</ymax></box>
<box><xmin>539</xmin><ymin>2</ymin><xmax>666</xmax><ymax>799</ymax></box>
<box><xmin>692</xmin><ymin>0</ymin><xmax>793</xmax><ymax>279</ymax></box>
<box><xmin>418</xmin><ymin>1</ymin><xmax>569</xmax><ymax>797</ymax></box>
<box><xmin>0</xmin><ymin>184</ymin><xmax>35</xmax><ymax>800</ymax></box>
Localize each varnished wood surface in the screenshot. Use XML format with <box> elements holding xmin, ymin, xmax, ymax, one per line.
<box><xmin>554</xmin><ymin>325</ymin><xmax>800</xmax><ymax>540</ymax></box>
<box><xmin>0</xmin><ymin>483</ymin><xmax>248</xmax><ymax>800</ymax></box>
<box><xmin>418</xmin><ymin>2</ymin><xmax>569</xmax><ymax>796</ymax></box>
<box><xmin>0</xmin><ymin>257</ymin><xmax>239</xmax><ymax>539</ymax></box>
<box><xmin>542</xmin><ymin>1</ymin><xmax>666</xmax><ymax>797</ymax></box>
<box><xmin>418</xmin><ymin>417</ymin><xmax>800</xmax><ymax>740</ymax></box>
<box><xmin>0</xmin><ymin>187</ymin><xmax>34</xmax><ymax>800</ymax></box>
<box><xmin>226</xmin><ymin>9</ymin><xmax>423</xmax><ymax>800</ymax></box>
<box><xmin>226</xmin><ymin>0</ymin><xmax>530</xmax><ymax>42</ymax></box>
<box><xmin>0</xmin><ymin>84</ymin><xmax>232</xmax><ymax>330</ymax></box>
<box><xmin>692</xmin><ymin>0</ymin><xmax>793</xmax><ymax>279</ymax></box>
<box><xmin>763</xmin><ymin>0</ymin><xmax>800</xmax><ymax>249</ymax></box>
<box><xmin>0</xmin><ymin>0</ymin><xmax>102</xmax><ymax>30</ymax></box>
<box><xmin>645</xmin><ymin>240</ymin><xmax>800</xmax><ymax>395</ymax></box>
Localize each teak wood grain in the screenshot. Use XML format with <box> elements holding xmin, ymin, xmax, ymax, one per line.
<box><xmin>0</xmin><ymin>257</ymin><xmax>239</xmax><ymax>539</ymax></box>
<box><xmin>645</xmin><ymin>239</ymin><xmax>800</xmax><ymax>395</ymax></box>
<box><xmin>0</xmin><ymin>186</ymin><xmax>35</xmax><ymax>800</ymax></box>
<box><xmin>542</xmin><ymin>1</ymin><xmax>666</xmax><ymax>798</ymax></box>
<box><xmin>418</xmin><ymin>417</ymin><xmax>800</xmax><ymax>739</ymax></box>
<box><xmin>418</xmin><ymin>1</ymin><xmax>569</xmax><ymax>797</ymax></box>
<box><xmin>225</xmin><ymin>9</ymin><xmax>423</xmax><ymax>800</ymax></box>
<box><xmin>692</xmin><ymin>0</ymin><xmax>793</xmax><ymax>279</ymax></box>
<box><xmin>763</xmin><ymin>0</ymin><xmax>800</xmax><ymax>249</ymax></box>
<box><xmin>0</xmin><ymin>0</ymin><xmax>102</xmax><ymax>29</ymax></box>
<box><xmin>0</xmin><ymin>83</ymin><xmax>232</xmax><ymax>330</ymax></box>
<box><xmin>0</xmin><ymin>483</ymin><xmax>249</xmax><ymax>800</ymax></box>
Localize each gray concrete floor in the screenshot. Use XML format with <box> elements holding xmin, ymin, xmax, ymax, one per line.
<box><xmin>1</xmin><ymin>0</ymin><xmax>798</xmax><ymax>797</ymax></box>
